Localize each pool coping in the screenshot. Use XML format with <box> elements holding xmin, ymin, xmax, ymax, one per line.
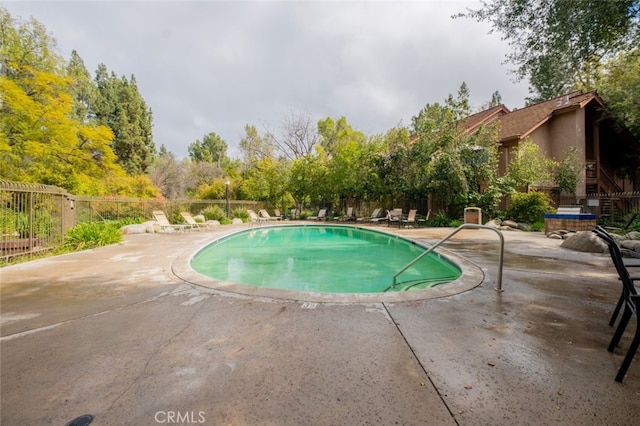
<box><xmin>171</xmin><ymin>223</ymin><xmax>485</xmax><ymax>303</ymax></box>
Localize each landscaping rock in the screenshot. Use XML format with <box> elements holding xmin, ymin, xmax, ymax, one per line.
<box><xmin>517</xmin><ymin>222</ymin><xmax>532</xmax><ymax>231</ymax></box>
<box><xmin>621</xmin><ymin>248</ymin><xmax>640</xmax><ymax>258</ymax></box>
<box><xmin>627</xmin><ymin>231</ymin><xmax>640</xmax><ymax>240</ymax></box>
<box><xmin>621</xmin><ymin>239</ymin><xmax>640</xmax><ymax>253</ymax></box>
<box><xmin>194</xmin><ymin>214</ymin><xmax>206</xmax><ymax>223</ymax></box>
<box><xmin>232</xmin><ymin>218</ymin><xmax>243</xmax><ymax>225</ymax></box>
<box><xmin>546</xmin><ymin>230</ymin><xmax>563</xmax><ymax>238</ymax></box>
<box><xmin>120</xmin><ymin>221</ymin><xmax>155</xmax><ymax>235</ymax></box>
<box><xmin>484</xmin><ymin>219</ymin><xmax>502</xmax><ymax>228</ymax></box>
<box><xmin>560</xmin><ymin>231</ymin><xmax>607</xmax><ymax>253</ymax></box>
<box><xmin>206</xmin><ymin>220</ymin><xmax>220</xmax><ymax>228</ymax></box>
<box><xmin>502</xmin><ymin>220</ymin><xmax>518</xmax><ymax>229</ymax></box>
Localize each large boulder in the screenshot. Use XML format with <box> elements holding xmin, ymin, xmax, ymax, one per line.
<box><xmin>621</xmin><ymin>240</ymin><xmax>640</xmax><ymax>257</ymax></box>
<box><xmin>625</xmin><ymin>231</ymin><xmax>640</xmax><ymax>240</ymax></box>
<box><xmin>484</xmin><ymin>219</ymin><xmax>502</xmax><ymax>228</ymax></box>
<box><xmin>560</xmin><ymin>231</ymin><xmax>607</xmax><ymax>253</ymax></box>
<box><xmin>502</xmin><ymin>220</ymin><xmax>518</xmax><ymax>229</ymax></box>
<box><xmin>120</xmin><ymin>221</ymin><xmax>155</xmax><ymax>234</ymax></box>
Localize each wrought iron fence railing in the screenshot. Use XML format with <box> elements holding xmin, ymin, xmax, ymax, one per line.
<box><xmin>0</xmin><ymin>180</ymin><xmax>259</xmax><ymax>261</ymax></box>
<box><xmin>0</xmin><ymin>180</ymin><xmax>73</xmax><ymax>261</ymax></box>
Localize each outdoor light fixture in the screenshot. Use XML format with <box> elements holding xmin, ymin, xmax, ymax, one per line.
<box><xmin>225</xmin><ymin>180</ymin><xmax>230</xmax><ymax>218</ymax></box>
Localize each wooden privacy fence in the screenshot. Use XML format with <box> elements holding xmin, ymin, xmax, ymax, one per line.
<box><xmin>0</xmin><ymin>180</ymin><xmax>259</xmax><ymax>261</ymax></box>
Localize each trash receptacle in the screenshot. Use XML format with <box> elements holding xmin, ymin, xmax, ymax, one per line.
<box><xmin>464</xmin><ymin>207</ymin><xmax>482</xmax><ymax>224</ymax></box>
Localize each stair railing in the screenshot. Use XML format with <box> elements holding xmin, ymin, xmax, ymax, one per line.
<box><xmin>392</xmin><ymin>224</ymin><xmax>505</xmax><ymax>292</ymax></box>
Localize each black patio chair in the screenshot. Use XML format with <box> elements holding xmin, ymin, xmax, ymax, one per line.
<box><xmin>593</xmin><ymin>226</ymin><xmax>640</xmax><ymax>382</ymax></box>
<box><xmin>594</xmin><ymin>226</ymin><xmax>640</xmax><ymax>327</ymax></box>
<box><xmin>605</xmin><ymin>212</ymin><xmax>638</xmax><ymax>239</ymax></box>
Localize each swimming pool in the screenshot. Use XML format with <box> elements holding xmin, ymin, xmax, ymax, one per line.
<box><xmin>190</xmin><ymin>225</ymin><xmax>461</xmax><ymax>294</ymax></box>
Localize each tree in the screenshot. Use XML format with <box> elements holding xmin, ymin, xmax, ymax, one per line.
<box><xmin>505</xmin><ymin>139</ymin><xmax>556</xmax><ymax>191</ymax></box>
<box><xmin>597</xmin><ymin>47</ymin><xmax>640</xmax><ymax>139</ymax></box>
<box><xmin>0</xmin><ymin>9</ymin><xmax>114</xmax><ymax>192</ymax></box>
<box><xmin>0</xmin><ymin>65</ymin><xmax>119</xmax><ymax>193</ymax></box>
<box><xmin>66</xmin><ymin>50</ymin><xmax>96</xmax><ymax>123</ymax></box>
<box><xmin>287</xmin><ymin>147</ymin><xmax>329</xmax><ymax>210</ymax></box>
<box><xmin>266</xmin><ymin>110</ymin><xmax>319</xmax><ymax>161</ymax></box>
<box><xmin>0</xmin><ymin>8</ymin><xmax>159</xmax><ymax>197</ymax></box>
<box><xmin>409</xmin><ymin>83</ymin><xmax>503</xmax><ymax>215</ymax></box>
<box><xmin>147</xmin><ymin>147</ymin><xmax>187</xmax><ymax>199</ymax></box>
<box><xmin>188</xmin><ymin>159</ymin><xmax>225</xmax><ymax>187</ymax></box>
<box><xmin>93</xmin><ymin>65</ymin><xmax>155</xmax><ymax>175</ymax></box>
<box><xmin>479</xmin><ymin>90</ymin><xmax>503</xmax><ymax>111</ymax></box>
<box><xmin>237</xmin><ymin>124</ymin><xmax>291</xmax><ymax>208</ymax></box>
<box><xmin>374</xmin><ymin>127</ymin><xmax>412</xmax><ymax>201</ymax></box>
<box><xmin>553</xmin><ymin>147</ymin><xmax>584</xmax><ymax>195</ymax></box>
<box><xmin>239</xmin><ymin>124</ymin><xmax>275</xmax><ymax>164</ymax></box>
<box><xmin>188</xmin><ymin>131</ymin><xmax>228</xmax><ymax>165</ymax></box>
<box><xmin>459</xmin><ymin>1</ymin><xmax>640</xmax><ymax>102</ymax></box>
<box><xmin>0</xmin><ymin>8</ymin><xmax>64</xmax><ymax>78</ymax></box>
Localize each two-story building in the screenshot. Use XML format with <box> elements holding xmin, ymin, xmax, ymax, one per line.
<box><xmin>464</xmin><ymin>91</ymin><xmax>640</xmax><ymax>196</ymax></box>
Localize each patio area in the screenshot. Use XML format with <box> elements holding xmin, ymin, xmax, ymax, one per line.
<box><xmin>1</xmin><ymin>223</ymin><xmax>638</xmax><ymax>425</ymax></box>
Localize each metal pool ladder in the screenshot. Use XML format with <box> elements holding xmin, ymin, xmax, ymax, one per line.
<box><xmin>392</xmin><ymin>224</ymin><xmax>505</xmax><ymax>292</ymax></box>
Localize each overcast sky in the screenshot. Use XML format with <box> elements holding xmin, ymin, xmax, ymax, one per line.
<box><xmin>4</xmin><ymin>0</ymin><xmax>531</xmax><ymax>159</ymax></box>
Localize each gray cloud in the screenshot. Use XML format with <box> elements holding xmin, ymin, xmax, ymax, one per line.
<box><xmin>4</xmin><ymin>0</ymin><xmax>530</xmax><ymax>159</ymax></box>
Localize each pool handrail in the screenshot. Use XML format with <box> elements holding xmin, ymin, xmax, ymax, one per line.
<box><xmin>392</xmin><ymin>224</ymin><xmax>505</xmax><ymax>292</ymax></box>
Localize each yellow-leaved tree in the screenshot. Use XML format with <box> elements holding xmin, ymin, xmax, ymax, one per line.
<box><xmin>1</xmin><ymin>65</ymin><xmax>124</xmax><ymax>194</ymax></box>
<box><xmin>0</xmin><ymin>7</ymin><xmax>160</xmax><ymax>197</ymax></box>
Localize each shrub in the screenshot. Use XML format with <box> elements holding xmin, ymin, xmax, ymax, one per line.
<box><xmin>449</xmin><ymin>219</ymin><xmax>462</xmax><ymax>228</ymax></box>
<box><xmin>531</xmin><ymin>221</ymin><xmax>545</xmax><ymax>232</ymax></box>
<box><xmin>232</xmin><ymin>207</ymin><xmax>249</xmax><ymax>222</ymax></box>
<box><xmin>506</xmin><ymin>191</ymin><xmax>553</xmax><ymax>224</ymax></box>
<box><xmin>60</xmin><ymin>221</ymin><xmax>123</xmax><ymax>251</ymax></box>
<box><xmin>426</xmin><ymin>212</ymin><xmax>452</xmax><ymax>227</ymax></box>
<box><xmin>201</xmin><ymin>205</ymin><xmax>227</xmax><ymax>222</ymax></box>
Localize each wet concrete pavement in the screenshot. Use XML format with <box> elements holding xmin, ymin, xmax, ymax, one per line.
<box><xmin>1</xmin><ymin>224</ymin><xmax>639</xmax><ymax>425</ymax></box>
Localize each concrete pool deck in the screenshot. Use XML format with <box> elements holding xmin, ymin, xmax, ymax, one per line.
<box><xmin>1</xmin><ymin>223</ymin><xmax>639</xmax><ymax>425</ymax></box>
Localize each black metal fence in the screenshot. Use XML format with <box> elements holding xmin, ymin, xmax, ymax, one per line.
<box><xmin>0</xmin><ymin>181</ymin><xmax>74</xmax><ymax>260</ymax></box>
<box><xmin>0</xmin><ymin>180</ymin><xmax>259</xmax><ymax>261</ymax></box>
<box><xmin>555</xmin><ymin>192</ymin><xmax>640</xmax><ymax>223</ymax></box>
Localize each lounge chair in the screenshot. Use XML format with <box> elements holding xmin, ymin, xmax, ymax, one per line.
<box><xmin>370</xmin><ymin>208</ymin><xmax>389</xmax><ymax>223</ymax></box>
<box><xmin>400</xmin><ymin>209</ymin><xmax>418</xmax><ymax>228</ymax></box>
<box><xmin>339</xmin><ymin>207</ymin><xmax>355</xmax><ymax>221</ymax></box>
<box><xmin>308</xmin><ymin>208</ymin><xmax>327</xmax><ymax>221</ymax></box>
<box><xmin>180</xmin><ymin>212</ymin><xmax>207</xmax><ymax>231</ymax></box>
<box><xmin>387</xmin><ymin>208</ymin><xmax>403</xmax><ymax>227</ymax></box>
<box><xmin>593</xmin><ymin>226</ymin><xmax>640</xmax><ymax>382</ymax></box>
<box><xmin>357</xmin><ymin>208</ymin><xmax>382</xmax><ymax>222</ymax></box>
<box><xmin>248</xmin><ymin>209</ymin><xmax>268</xmax><ymax>224</ymax></box>
<box><xmin>260</xmin><ymin>209</ymin><xmax>281</xmax><ymax>221</ymax></box>
<box><xmin>274</xmin><ymin>209</ymin><xmax>283</xmax><ymax>219</ymax></box>
<box><xmin>153</xmin><ymin>210</ymin><xmax>190</xmax><ymax>232</ymax></box>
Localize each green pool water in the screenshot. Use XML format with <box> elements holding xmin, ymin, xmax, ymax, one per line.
<box><xmin>190</xmin><ymin>225</ymin><xmax>462</xmax><ymax>293</ymax></box>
